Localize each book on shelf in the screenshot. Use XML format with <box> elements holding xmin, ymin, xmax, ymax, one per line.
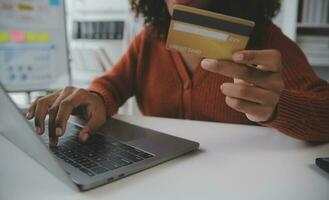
<box><xmin>315</xmin><ymin>0</ymin><xmax>322</xmax><ymax>23</ymax></box>
<box><xmin>298</xmin><ymin>0</ymin><xmax>329</xmax><ymax>24</ymax></box>
<box><xmin>73</xmin><ymin>21</ymin><xmax>125</xmax><ymax>40</ymax></box>
<box><xmin>322</xmin><ymin>0</ymin><xmax>329</xmax><ymax>23</ymax></box>
<box><xmin>296</xmin><ymin>0</ymin><xmax>329</xmax><ymax>67</ymax></box>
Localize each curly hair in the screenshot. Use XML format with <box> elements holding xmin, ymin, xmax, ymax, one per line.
<box><xmin>129</xmin><ymin>0</ymin><xmax>281</xmax><ymax>48</ymax></box>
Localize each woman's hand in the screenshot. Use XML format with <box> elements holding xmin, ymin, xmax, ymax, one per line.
<box><xmin>201</xmin><ymin>50</ymin><xmax>284</xmax><ymax>122</ymax></box>
<box><xmin>26</xmin><ymin>87</ymin><xmax>107</xmax><ymax>146</ymax></box>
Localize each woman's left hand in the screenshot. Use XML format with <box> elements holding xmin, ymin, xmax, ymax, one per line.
<box><xmin>201</xmin><ymin>50</ymin><xmax>285</xmax><ymax>122</ymax></box>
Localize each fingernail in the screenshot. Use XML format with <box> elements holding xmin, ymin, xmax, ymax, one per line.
<box><xmin>36</xmin><ymin>127</ymin><xmax>41</xmax><ymax>134</ymax></box>
<box><xmin>201</xmin><ymin>59</ymin><xmax>211</xmax><ymax>69</ymax></box>
<box><xmin>56</xmin><ymin>128</ymin><xmax>63</xmax><ymax>136</ymax></box>
<box><xmin>233</xmin><ymin>53</ymin><xmax>244</xmax><ymax>61</ymax></box>
<box><xmin>221</xmin><ymin>83</ymin><xmax>230</xmax><ymax>91</ymax></box>
<box><xmin>49</xmin><ymin>140</ymin><xmax>57</xmax><ymax>147</ymax></box>
<box><xmin>26</xmin><ymin>112</ymin><xmax>32</xmax><ymax>119</ymax></box>
<box><xmin>80</xmin><ymin>133</ymin><xmax>89</xmax><ymax>142</ymax></box>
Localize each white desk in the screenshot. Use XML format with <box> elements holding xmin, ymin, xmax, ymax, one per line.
<box><xmin>1</xmin><ymin>115</ymin><xmax>328</xmax><ymax>200</ymax></box>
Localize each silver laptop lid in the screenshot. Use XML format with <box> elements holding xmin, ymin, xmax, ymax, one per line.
<box><xmin>0</xmin><ymin>83</ymin><xmax>78</xmax><ymax>191</ymax></box>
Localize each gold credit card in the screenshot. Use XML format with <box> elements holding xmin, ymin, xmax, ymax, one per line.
<box><xmin>166</xmin><ymin>5</ymin><xmax>255</xmax><ymax>60</ymax></box>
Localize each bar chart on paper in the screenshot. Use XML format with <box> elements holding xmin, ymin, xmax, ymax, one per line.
<box><xmin>0</xmin><ymin>0</ymin><xmax>70</xmax><ymax>92</ymax></box>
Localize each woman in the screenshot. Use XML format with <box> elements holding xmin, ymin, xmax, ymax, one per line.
<box><xmin>26</xmin><ymin>0</ymin><xmax>329</xmax><ymax>146</ymax></box>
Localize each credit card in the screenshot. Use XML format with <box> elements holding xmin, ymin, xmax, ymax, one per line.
<box><xmin>166</xmin><ymin>5</ymin><xmax>255</xmax><ymax>60</ymax></box>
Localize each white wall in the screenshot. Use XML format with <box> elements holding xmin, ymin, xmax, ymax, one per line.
<box><xmin>66</xmin><ymin>0</ymin><xmax>129</xmax><ymax>12</ymax></box>
<box><xmin>273</xmin><ymin>0</ymin><xmax>299</xmax><ymax>41</ymax></box>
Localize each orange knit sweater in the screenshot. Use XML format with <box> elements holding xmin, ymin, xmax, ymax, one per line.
<box><xmin>89</xmin><ymin>24</ymin><xmax>329</xmax><ymax>142</ymax></box>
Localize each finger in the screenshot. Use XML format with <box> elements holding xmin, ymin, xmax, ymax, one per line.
<box><xmin>48</xmin><ymin>108</ymin><xmax>58</xmax><ymax>147</ymax></box>
<box><xmin>48</xmin><ymin>136</ymin><xmax>58</xmax><ymax>147</ymax></box>
<box><xmin>55</xmin><ymin>89</ymin><xmax>86</xmax><ymax>137</ymax></box>
<box><xmin>34</xmin><ymin>94</ymin><xmax>58</xmax><ymax>135</ymax></box>
<box><xmin>79</xmin><ymin>113</ymin><xmax>105</xmax><ymax>142</ymax></box>
<box><xmin>201</xmin><ymin>59</ymin><xmax>283</xmax><ymax>92</ymax></box>
<box><xmin>225</xmin><ymin>96</ymin><xmax>274</xmax><ymax>122</ymax></box>
<box><xmin>26</xmin><ymin>96</ymin><xmax>43</xmax><ymax>120</ymax></box>
<box><xmin>221</xmin><ymin>83</ymin><xmax>280</xmax><ymax>105</ymax></box>
<box><xmin>234</xmin><ymin>78</ymin><xmax>253</xmax><ymax>86</ymax></box>
<box><xmin>47</xmin><ymin>91</ymin><xmax>73</xmax><ymax>146</ymax></box>
<box><xmin>232</xmin><ymin>50</ymin><xmax>282</xmax><ymax>72</ymax></box>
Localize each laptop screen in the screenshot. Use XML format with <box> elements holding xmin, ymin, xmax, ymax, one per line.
<box><xmin>0</xmin><ymin>83</ymin><xmax>77</xmax><ymax>190</ymax></box>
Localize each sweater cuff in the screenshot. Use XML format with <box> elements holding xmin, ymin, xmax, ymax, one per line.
<box><xmin>88</xmin><ymin>84</ymin><xmax>118</xmax><ymax>118</ymax></box>
<box><xmin>261</xmin><ymin>89</ymin><xmax>311</xmax><ymax>140</ymax></box>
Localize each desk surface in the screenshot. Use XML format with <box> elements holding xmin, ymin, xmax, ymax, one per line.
<box><xmin>1</xmin><ymin>115</ymin><xmax>328</xmax><ymax>200</ymax></box>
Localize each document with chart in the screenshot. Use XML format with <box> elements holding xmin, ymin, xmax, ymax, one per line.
<box><xmin>0</xmin><ymin>0</ymin><xmax>70</xmax><ymax>91</ymax></box>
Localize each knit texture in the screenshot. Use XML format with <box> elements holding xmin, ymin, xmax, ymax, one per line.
<box><xmin>89</xmin><ymin>24</ymin><xmax>329</xmax><ymax>142</ymax></box>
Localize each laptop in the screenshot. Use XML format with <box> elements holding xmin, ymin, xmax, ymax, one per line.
<box><xmin>316</xmin><ymin>157</ymin><xmax>329</xmax><ymax>173</ymax></box>
<box><xmin>0</xmin><ymin>83</ymin><xmax>199</xmax><ymax>191</ymax></box>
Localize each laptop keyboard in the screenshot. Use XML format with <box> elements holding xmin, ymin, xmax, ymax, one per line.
<box><xmin>47</xmin><ymin>124</ymin><xmax>154</xmax><ymax>177</ymax></box>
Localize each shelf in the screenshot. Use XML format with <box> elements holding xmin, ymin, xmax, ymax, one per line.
<box><xmin>65</xmin><ymin>0</ymin><xmax>130</xmax><ymax>15</ymax></box>
<box><xmin>69</xmin><ymin>39</ymin><xmax>125</xmax><ymax>47</ymax></box>
<box><xmin>297</xmin><ymin>23</ymin><xmax>329</xmax><ymax>28</ymax></box>
<box><xmin>72</xmin><ymin>10</ymin><xmax>129</xmax><ymax>15</ymax></box>
<box><xmin>72</xmin><ymin>38</ymin><xmax>124</xmax><ymax>42</ymax></box>
<box><xmin>297</xmin><ymin>26</ymin><xmax>329</xmax><ymax>36</ymax></box>
<box><xmin>312</xmin><ymin>64</ymin><xmax>329</xmax><ymax>68</ymax></box>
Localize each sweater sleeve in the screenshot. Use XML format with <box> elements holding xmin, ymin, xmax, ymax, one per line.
<box><xmin>88</xmin><ymin>30</ymin><xmax>145</xmax><ymax>117</ymax></box>
<box><xmin>263</xmin><ymin>25</ymin><xmax>329</xmax><ymax>142</ymax></box>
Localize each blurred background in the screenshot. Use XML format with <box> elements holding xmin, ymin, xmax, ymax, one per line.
<box><xmin>0</xmin><ymin>0</ymin><xmax>328</xmax><ymax>115</ymax></box>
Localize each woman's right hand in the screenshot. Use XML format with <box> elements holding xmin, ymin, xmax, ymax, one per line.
<box><xmin>26</xmin><ymin>86</ymin><xmax>107</xmax><ymax>146</ymax></box>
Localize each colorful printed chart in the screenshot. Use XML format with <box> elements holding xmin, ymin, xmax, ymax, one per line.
<box><xmin>0</xmin><ymin>45</ymin><xmax>54</xmax><ymax>83</ymax></box>
<box><xmin>0</xmin><ymin>0</ymin><xmax>69</xmax><ymax>92</ymax></box>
